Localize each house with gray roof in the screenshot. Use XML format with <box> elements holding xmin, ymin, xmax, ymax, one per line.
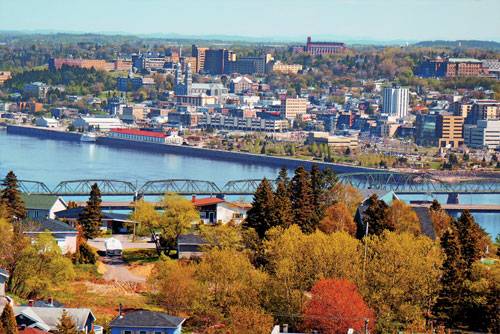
<box><xmin>23</xmin><ymin>217</ymin><xmax>78</xmax><ymax>253</ymax></box>
<box><xmin>13</xmin><ymin>306</ymin><xmax>101</xmax><ymax>334</ymax></box>
<box><xmin>20</xmin><ymin>194</ymin><xmax>67</xmax><ymax>220</ymax></box>
<box><xmin>109</xmin><ymin>310</ymin><xmax>185</xmax><ymax>334</ymax></box>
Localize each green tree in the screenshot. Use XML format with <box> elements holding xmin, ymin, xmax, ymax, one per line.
<box><xmin>273</xmin><ymin>182</ymin><xmax>293</xmax><ymax>230</ymax></box>
<box><xmin>276</xmin><ymin>167</ymin><xmax>290</xmax><ymax>190</ymax></box>
<box><xmin>0</xmin><ymin>304</ymin><xmax>17</xmax><ymax>334</ymax></box>
<box><xmin>244</xmin><ymin>178</ymin><xmax>276</xmax><ymax>239</ymax></box>
<box><xmin>290</xmin><ymin>166</ymin><xmax>315</xmax><ymax>233</ymax></box>
<box><xmin>0</xmin><ymin>171</ymin><xmax>27</xmax><ymax>221</ymax></box>
<box><xmin>77</xmin><ymin>183</ymin><xmax>103</xmax><ymax>239</ymax></box>
<box><xmin>56</xmin><ymin>310</ymin><xmax>78</xmax><ymax>334</ymax></box>
<box><xmin>454</xmin><ymin>210</ymin><xmax>485</xmax><ymax>271</ymax></box>
<box><xmin>9</xmin><ymin>232</ymin><xmax>75</xmax><ymax>298</ymax></box>
<box><xmin>156</xmin><ymin>192</ymin><xmax>199</xmax><ymax>255</ymax></box>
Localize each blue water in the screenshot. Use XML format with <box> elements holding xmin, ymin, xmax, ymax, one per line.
<box><xmin>1</xmin><ymin>130</ymin><xmax>499</xmax><ymax>238</ymax></box>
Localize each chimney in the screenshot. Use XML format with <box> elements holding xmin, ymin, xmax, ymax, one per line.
<box><xmin>119</xmin><ymin>303</ymin><xmax>123</xmax><ymax>318</ymax></box>
<box><xmin>28</xmin><ymin>300</ymin><xmax>34</xmax><ymax>307</ymax></box>
<box><xmin>48</xmin><ymin>296</ymin><xmax>54</xmax><ymax>307</ymax></box>
<box><xmin>282</xmin><ymin>324</ymin><xmax>288</xmax><ymax>333</ymax></box>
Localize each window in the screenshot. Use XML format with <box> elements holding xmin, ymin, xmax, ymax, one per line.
<box><xmin>139</xmin><ymin>331</ymin><xmax>147</xmax><ymax>334</ymax></box>
<box><xmin>232</xmin><ymin>213</ymin><xmax>243</xmax><ymax>219</ymax></box>
<box><xmin>154</xmin><ymin>332</ymin><xmax>162</xmax><ymax>334</ymax></box>
<box><xmin>123</xmin><ymin>331</ymin><xmax>132</xmax><ymax>334</ymax></box>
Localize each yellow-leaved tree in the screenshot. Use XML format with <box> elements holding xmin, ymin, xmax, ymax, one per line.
<box><xmin>361</xmin><ymin>231</ymin><xmax>443</xmax><ymax>333</ymax></box>
<box><xmin>391</xmin><ymin>200</ymin><xmax>421</xmax><ymax>235</ymax></box>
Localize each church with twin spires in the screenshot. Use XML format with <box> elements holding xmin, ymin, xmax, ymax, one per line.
<box><xmin>174</xmin><ymin>61</ymin><xmax>228</xmax><ymax>103</ymax></box>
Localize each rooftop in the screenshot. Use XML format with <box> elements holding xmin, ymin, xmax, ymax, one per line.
<box><xmin>23</xmin><ymin>217</ymin><xmax>76</xmax><ymax>233</ymax></box>
<box><xmin>110</xmin><ymin>128</ymin><xmax>167</xmax><ymax>138</ymax></box>
<box><xmin>108</xmin><ymin>310</ymin><xmax>185</xmax><ymax>329</ymax></box>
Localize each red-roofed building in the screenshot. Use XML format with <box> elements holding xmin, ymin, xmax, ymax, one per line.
<box><xmin>109</xmin><ymin>128</ymin><xmax>183</xmax><ymax>145</ymax></box>
<box><xmin>18</xmin><ymin>326</ymin><xmax>51</xmax><ymax>334</ymax></box>
<box><xmin>191</xmin><ymin>196</ymin><xmax>248</xmax><ymax>225</ymax></box>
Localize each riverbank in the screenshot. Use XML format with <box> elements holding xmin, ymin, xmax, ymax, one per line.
<box><xmin>6</xmin><ymin>124</ymin><xmax>381</xmax><ymax>174</ymax></box>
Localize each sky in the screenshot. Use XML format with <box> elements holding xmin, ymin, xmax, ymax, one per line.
<box><xmin>1</xmin><ymin>0</ymin><xmax>499</xmax><ymax>42</ymax></box>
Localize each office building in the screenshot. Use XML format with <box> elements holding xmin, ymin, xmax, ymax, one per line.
<box><xmin>382</xmin><ymin>86</ymin><xmax>409</xmax><ymax>119</ymax></box>
<box><xmin>465</xmin><ymin>100</ymin><xmax>500</xmax><ymax>124</ymax></box>
<box><xmin>464</xmin><ymin>120</ymin><xmax>500</xmax><ymax>150</ymax></box>
<box><xmin>204</xmin><ymin>49</ymin><xmax>234</xmax><ymax>75</ymax></box>
<box><xmin>436</xmin><ymin>113</ymin><xmax>464</xmax><ymax>148</ymax></box>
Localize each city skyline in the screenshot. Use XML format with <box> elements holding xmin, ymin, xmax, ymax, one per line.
<box><xmin>1</xmin><ymin>0</ymin><xmax>500</xmax><ymax>43</ymax></box>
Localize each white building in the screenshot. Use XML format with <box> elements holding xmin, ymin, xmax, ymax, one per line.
<box><xmin>383</xmin><ymin>86</ymin><xmax>409</xmax><ymax>120</ymax></box>
<box><xmin>465</xmin><ymin>120</ymin><xmax>500</xmax><ymax>150</ymax></box>
<box><xmin>73</xmin><ymin>116</ymin><xmax>124</xmax><ymax>131</ymax></box>
<box><xmin>37</xmin><ymin>117</ymin><xmax>59</xmax><ymax>128</ymax></box>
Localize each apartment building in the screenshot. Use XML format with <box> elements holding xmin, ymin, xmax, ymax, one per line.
<box><xmin>268</xmin><ymin>61</ymin><xmax>303</xmax><ymax>74</ymax></box>
<box><xmin>382</xmin><ymin>86</ymin><xmax>409</xmax><ymax>119</ymax></box>
<box><xmin>280</xmin><ymin>97</ymin><xmax>307</xmax><ymax>119</ymax></box>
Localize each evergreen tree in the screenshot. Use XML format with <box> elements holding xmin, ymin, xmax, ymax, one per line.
<box><xmin>433</xmin><ymin>229</ymin><xmax>465</xmax><ymax>327</ymax></box>
<box><xmin>289</xmin><ymin>166</ymin><xmax>315</xmax><ymax>233</ymax></box>
<box><xmin>0</xmin><ymin>303</ymin><xmax>17</xmax><ymax>334</ymax></box>
<box><xmin>77</xmin><ymin>183</ymin><xmax>103</xmax><ymax>240</ymax></box>
<box><xmin>276</xmin><ymin>167</ymin><xmax>290</xmax><ymax>191</ymax></box>
<box><xmin>361</xmin><ymin>194</ymin><xmax>396</xmax><ymax>237</ymax></box>
<box><xmin>245</xmin><ymin>178</ymin><xmax>276</xmax><ymax>239</ymax></box>
<box><xmin>454</xmin><ymin>210</ymin><xmax>485</xmax><ymax>275</ymax></box>
<box><xmin>320</xmin><ymin>167</ymin><xmax>339</xmax><ymax>193</ymax></box>
<box><xmin>310</xmin><ymin>164</ymin><xmax>322</xmax><ymax>208</ymax></box>
<box><xmin>0</xmin><ymin>171</ymin><xmax>27</xmax><ymax>221</ymax></box>
<box><xmin>429</xmin><ymin>199</ymin><xmax>442</xmax><ymax>212</ymax></box>
<box><xmin>0</xmin><ymin>318</ymin><xmax>4</xmax><ymax>334</ymax></box>
<box><xmin>56</xmin><ymin>310</ymin><xmax>78</xmax><ymax>334</ymax></box>
<box><xmin>273</xmin><ymin>182</ymin><xmax>293</xmax><ymax>229</ymax></box>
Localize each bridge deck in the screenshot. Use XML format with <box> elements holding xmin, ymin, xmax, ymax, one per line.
<box><xmin>411</xmin><ymin>204</ymin><xmax>500</xmax><ymax>212</ymax></box>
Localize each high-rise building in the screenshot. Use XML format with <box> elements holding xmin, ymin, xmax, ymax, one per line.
<box><xmin>464</xmin><ymin>120</ymin><xmax>500</xmax><ymax>149</ymax></box>
<box><xmin>204</xmin><ymin>49</ymin><xmax>234</xmax><ymax>75</ymax></box>
<box><xmin>382</xmin><ymin>86</ymin><xmax>409</xmax><ymax>119</ymax></box>
<box><xmin>192</xmin><ymin>45</ymin><xmax>209</xmax><ymax>73</ymax></box>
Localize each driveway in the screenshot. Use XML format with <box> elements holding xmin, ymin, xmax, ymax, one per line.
<box><xmin>88</xmin><ymin>234</ymin><xmax>153</xmax><ymax>283</ymax></box>
<box><xmin>100</xmin><ymin>255</ymin><xmax>146</xmax><ymax>283</ymax></box>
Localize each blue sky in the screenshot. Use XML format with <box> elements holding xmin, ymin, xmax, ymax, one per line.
<box><xmin>1</xmin><ymin>0</ymin><xmax>499</xmax><ymax>42</ymax></box>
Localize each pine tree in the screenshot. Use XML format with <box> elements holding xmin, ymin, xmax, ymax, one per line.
<box><xmin>273</xmin><ymin>182</ymin><xmax>293</xmax><ymax>229</ymax></box>
<box><xmin>290</xmin><ymin>166</ymin><xmax>315</xmax><ymax>233</ymax></box>
<box><xmin>0</xmin><ymin>303</ymin><xmax>18</xmax><ymax>334</ymax></box>
<box><xmin>430</xmin><ymin>199</ymin><xmax>442</xmax><ymax>212</ymax></box>
<box><xmin>433</xmin><ymin>229</ymin><xmax>465</xmax><ymax>328</ymax></box>
<box><xmin>77</xmin><ymin>183</ymin><xmax>103</xmax><ymax>240</ymax></box>
<box><xmin>361</xmin><ymin>194</ymin><xmax>396</xmax><ymax>237</ymax></box>
<box><xmin>454</xmin><ymin>210</ymin><xmax>485</xmax><ymax>275</ymax></box>
<box><xmin>0</xmin><ymin>171</ymin><xmax>27</xmax><ymax>221</ymax></box>
<box><xmin>56</xmin><ymin>310</ymin><xmax>78</xmax><ymax>334</ymax></box>
<box><xmin>276</xmin><ymin>167</ymin><xmax>290</xmax><ymax>191</ymax></box>
<box><xmin>310</xmin><ymin>164</ymin><xmax>322</xmax><ymax>208</ymax></box>
<box><xmin>245</xmin><ymin>178</ymin><xmax>276</xmax><ymax>239</ymax></box>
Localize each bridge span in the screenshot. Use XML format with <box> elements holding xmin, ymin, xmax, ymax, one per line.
<box><xmin>12</xmin><ymin>172</ymin><xmax>500</xmax><ymax>196</ymax></box>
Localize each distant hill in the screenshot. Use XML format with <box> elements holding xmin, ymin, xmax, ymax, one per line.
<box><xmin>414</xmin><ymin>40</ymin><xmax>500</xmax><ymax>50</ymax></box>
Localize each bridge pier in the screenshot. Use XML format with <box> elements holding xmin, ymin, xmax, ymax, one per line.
<box><xmin>447</xmin><ymin>193</ymin><xmax>460</xmax><ymax>204</ymax></box>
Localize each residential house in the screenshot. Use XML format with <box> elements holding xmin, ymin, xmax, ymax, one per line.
<box><xmin>191</xmin><ymin>196</ymin><xmax>248</xmax><ymax>225</ymax></box>
<box><xmin>108</xmin><ymin>310</ymin><xmax>185</xmax><ymax>334</ymax></box>
<box><xmin>23</xmin><ymin>217</ymin><xmax>78</xmax><ymax>253</ymax></box>
<box><xmin>20</xmin><ymin>298</ymin><xmax>65</xmax><ymax>308</ymax></box>
<box><xmin>18</xmin><ymin>326</ymin><xmax>51</xmax><ymax>334</ymax></box>
<box><xmin>20</xmin><ymin>194</ymin><xmax>67</xmax><ymax>219</ymax></box>
<box><xmin>54</xmin><ymin>207</ymin><xmax>133</xmax><ymax>234</ymax></box>
<box><xmin>177</xmin><ymin>234</ymin><xmax>207</xmax><ymax>259</ymax></box>
<box><xmin>354</xmin><ymin>190</ymin><xmax>436</xmax><ymax>240</ymax></box>
<box><xmin>13</xmin><ymin>306</ymin><xmax>100</xmax><ymax>334</ymax></box>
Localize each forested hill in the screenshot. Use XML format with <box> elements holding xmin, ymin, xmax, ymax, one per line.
<box><xmin>415</xmin><ymin>40</ymin><xmax>500</xmax><ymax>50</ymax></box>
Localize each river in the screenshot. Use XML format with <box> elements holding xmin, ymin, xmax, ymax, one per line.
<box><xmin>0</xmin><ymin>129</ymin><xmax>499</xmax><ymax>238</ymax></box>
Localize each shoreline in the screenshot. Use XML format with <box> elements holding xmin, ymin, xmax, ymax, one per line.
<box><xmin>5</xmin><ymin>124</ymin><xmax>382</xmax><ymax>174</ymax></box>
